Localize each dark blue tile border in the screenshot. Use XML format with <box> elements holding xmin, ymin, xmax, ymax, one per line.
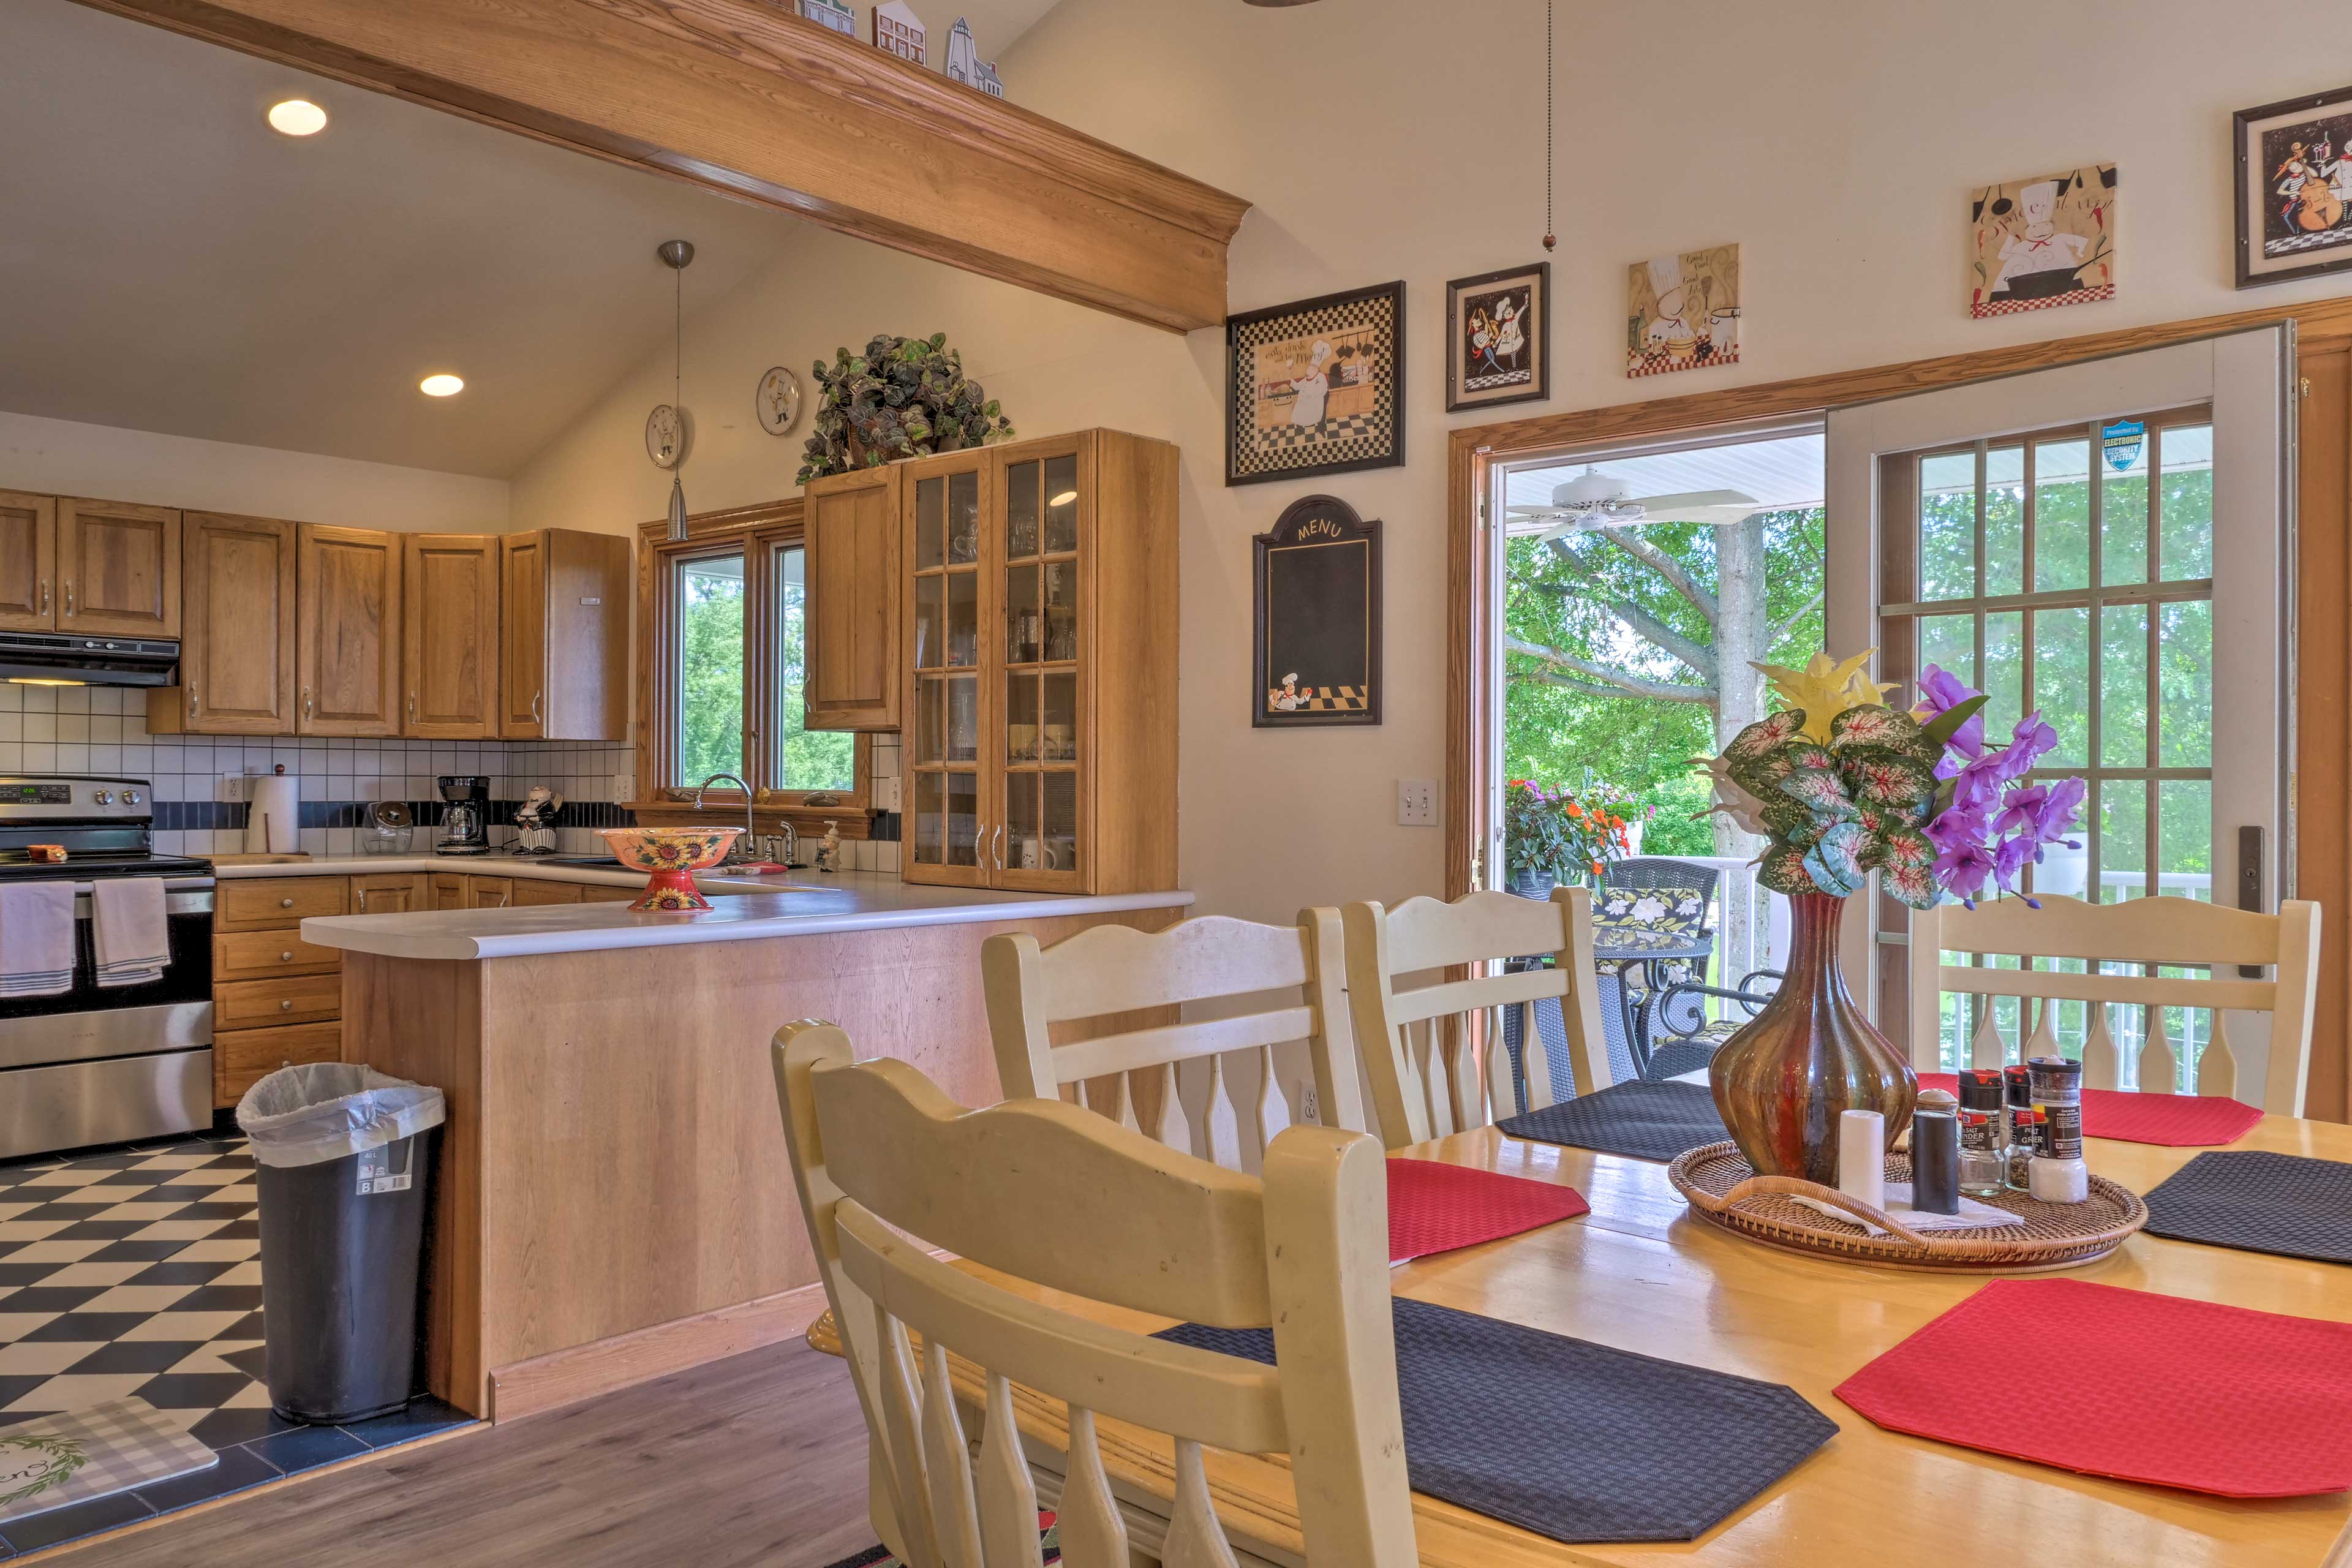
<box><xmin>0</xmin><ymin>1490</ymin><xmax>157</xmax><ymax>1555</ymax></box>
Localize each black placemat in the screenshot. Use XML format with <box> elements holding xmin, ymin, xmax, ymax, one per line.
<box><xmin>1497</xmin><ymin>1078</ymin><xmax>1728</xmax><ymax>1162</ymax></box>
<box><xmin>2142</xmin><ymin>1150</ymin><xmax>2352</xmax><ymax>1265</ymax></box>
<box><xmin>1158</xmin><ymin>1297</ymin><xmax>1834</xmax><ymax>1545</ymax></box>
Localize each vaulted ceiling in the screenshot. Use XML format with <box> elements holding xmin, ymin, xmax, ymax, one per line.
<box><xmin>0</xmin><ymin>0</ymin><xmax>1058</xmax><ymax>478</ymax></box>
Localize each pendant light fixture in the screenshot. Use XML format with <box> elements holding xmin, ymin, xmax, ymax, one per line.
<box><xmin>658</xmin><ymin>239</ymin><xmax>696</xmax><ymax>541</ymax></box>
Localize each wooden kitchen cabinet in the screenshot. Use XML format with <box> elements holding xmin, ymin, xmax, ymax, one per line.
<box><xmin>802</xmin><ymin>466</ymin><xmax>902</xmax><ymax>731</ymax></box>
<box><xmin>900</xmin><ymin>429</ymin><xmax>1177</xmax><ymax>897</ymax></box>
<box><xmin>404</xmin><ymin>534</ymin><xmax>499</xmax><ymax>737</ymax></box>
<box><xmin>513</xmin><ymin>878</ymin><xmax>583</xmax><ymax>906</ymax></box>
<box><xmin>499</xmin><ymin>528</ymin><xmax>630</xmax><ymax>740</ymax></box>
<box><xmin>0</xmin><ymin>491</ymin><xmax>56</xmax><ymax>631</ymax></box>
<box><xmin>430</xmin><ymin>872</ymin><xmax>469</xmax><ymax>910</ymax></box>
<box><xmin>218</xmin><ymin>875</ymin><xmax>348</xmax><ymax>931</ymax></box>
<box><xmin>298</xmin><ymin>524</ymin><xmax>402</xmax><ymax>736</ymax></box>
<box><xmin>466</xmin><ymin>876</ymin><xmax>514</xmax><ymax>909</ymax></box>
<box><xmin>59</xmin><ymin>497</ymin><xmax>179</xmax><ymax>637</ymax></box>
<box><xmin>219</xmin><ymin>1022</ymin><xmax>341</xmax><ymax>1104</ymax></box>
<box><xmin>350</xmin><ymin>872</ymin><xmax>429</xmax><ymax>914</ymax></box>
<box><xmin>148</xmin><ymin>511</ymin><xmax>296</xmax><ymax>735</ymax></box>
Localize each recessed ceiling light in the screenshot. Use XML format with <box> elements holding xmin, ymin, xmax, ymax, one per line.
<box><xmin>419</xmin><ymin>374</ymin><xmax>465</xmax><ymax>398</ymax></box>
<box><xmin>266</xmin><ymin>99</ymin><xmax>328</xmax><ymax>137</ymax></box>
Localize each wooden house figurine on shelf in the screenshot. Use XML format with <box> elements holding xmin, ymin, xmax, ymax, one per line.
<box><xmin>872</xmin><ymin>0</ymin><xmax>925</xmax><ymax>64</ymax></box>
<box><xmin>797</xmin><ymin>0</ymin><xmax>856</xmax><ymax>37</ymax></box>
<box><xmin>944</xmin><ymin>16</ymin><xmax>1005</xmax><ymax>98</ymax></box>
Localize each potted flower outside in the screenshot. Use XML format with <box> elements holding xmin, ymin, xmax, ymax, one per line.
<box><xmin>1502</xmin><ymin>780</ymin><xmax>1634</xmax><ymax>900</ymax></box>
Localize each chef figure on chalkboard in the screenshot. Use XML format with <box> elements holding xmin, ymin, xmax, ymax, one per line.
<box><xmin>1269</xmin><ymin>671</ymin><xmax>1311</xmax><ymax>712</ymax></box>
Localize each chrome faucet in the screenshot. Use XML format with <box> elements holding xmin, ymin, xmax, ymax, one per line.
<box><xmin>693</xmin><ymin>774</ymin><xmax>756</xmax><ymax>864</ymax></box>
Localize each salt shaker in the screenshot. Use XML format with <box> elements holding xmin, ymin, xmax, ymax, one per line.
<box><xmin>1910</xmin><ymin>1088</ymin><xmax>1962</xmax><ymax>1215</ymax></box>
<box><xmin>1836</xmin><ymin>1109</ymin><xmax>1886</xmax><ymax>1214</ymax></box>
<box><xmin>2028</xmin><ymin>1055</ymin><xmax>2090</xmax><ymax>1204</ymax></box>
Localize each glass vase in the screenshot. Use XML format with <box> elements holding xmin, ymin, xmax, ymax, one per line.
<box><xmin>1706</xmin><ymin>891</ymin><xmax>1916</xmax><ymax>1183</ymax></box>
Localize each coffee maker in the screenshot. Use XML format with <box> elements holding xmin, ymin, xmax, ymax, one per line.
<box><xmin>436</xmin><ymin>775</ymin><xmax>491</xmax><ymax>856</ymax></box>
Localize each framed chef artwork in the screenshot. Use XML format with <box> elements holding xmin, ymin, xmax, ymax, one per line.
<box><xmin>1969</xmin><ymin>165</ymin><xmax>2117</xmax><ymax>318</ymax></box>
<box><xmin>1446</xmin><ymin>263</ymin><xmax>1550</xmax><ymax>412</ymax></box>
<box><xmin>1225</xmin><ymin>282</ymin><xmax>1405</xmax><ymax>486</ymax></box>
<box><xmin>1627</xmin><ymin>245</ymin><xmax>1740</xmax><ymax>378</ymax></box>
<box><xmin>1253</xmin><ymin>494</ymin><xmax>1381</xmax><ymax>729</ymax></box>
<box><xmin>2235</xmin><ymin>86</ymin><xmax>2352</xmax><ymax>288</ymax></box>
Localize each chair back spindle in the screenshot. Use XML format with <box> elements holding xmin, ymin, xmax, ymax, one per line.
<box><xmin>774</xmin><ymin>1022</ymin><xmax>1417</xmax><ymax>1568</ymax></box>
<box><xmin>1908</xmin><ymin>895</ymin><xmax>2320</xmax><ymax>1114</ymax></box>
<box><xmin>1343</xmin><ymin>886</ymin><xmax>1611</xmax><ymax>1149</ymax></box>
<box><xmin>986</xmin><ymin>912</ymin><xmax>1366</xmax><ymax>1171</ymax></box>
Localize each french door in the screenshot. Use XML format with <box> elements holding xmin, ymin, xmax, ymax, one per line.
<box><xmin>1826</xmin><ymin>328</ymin><xmax>2294</xmax><ymax>1097</ymax></box>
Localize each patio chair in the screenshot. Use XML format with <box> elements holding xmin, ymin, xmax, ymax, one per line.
<box><xmin>1593</xmin><ymin>858</ymin><xmax>1723</xmax><ymax>1071</ymax></box>
<box><xmin>1646</xmin><ymin>966</ymin><xmax>1785</xmax><ymax>1080</ymax></box>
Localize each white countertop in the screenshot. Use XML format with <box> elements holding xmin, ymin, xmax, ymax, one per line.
<box><xmin>294</xmin><ymin>863</ymin><xmax>1193</xmax><ymax>960</ymax></box>
<box><xmin>208</xmin><ymin>851</ymin><xmax>802</xmax><ymax>895</ymax></box>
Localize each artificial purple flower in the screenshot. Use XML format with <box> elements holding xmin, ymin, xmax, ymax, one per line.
<box><xmin>2002</xmin><ymin>713</ymin><xmax>2058</xmax><ymax>778</ymax></box>
<box><xmin>1992</xmin><ymin>833</ymin><xmax>2040</xmax><ymax>892</ymax></box>
<box><xmin>1947</xmin><ymin>749</ymin><xmax>2012</xmax><ymax>815</ymax></box>
<box><xmin>1933</xmin><ymin>837</ymin><xmax>1997</xmax><ymax>903</ymax></box>
<box><xmin>1997</xmin><ymin>776</ymin><xmax>2086</xmax><ymax>843</ymax></box>
<box><xmin>1913</xmin><ymin>665</ymin><xmax>1986</xmax><ymax>758</ymax></box>
<box><xmin>1923</xmin><ymin>805</ymin><xmax>1988</xmax><ymax>854</ymax></box>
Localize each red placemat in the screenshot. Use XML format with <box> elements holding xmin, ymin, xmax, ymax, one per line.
<box><xmin>1917</xmin><ymin>1072</ymin><xmax>2263</xmax><ymax>1146</ymax></box>
<box><xmin>1836</xmin><ymin>1278</ymin><xmax>2352</xmax><ymax>1497</ymax></box>
<box><xmin>1387</xmin><ymin>1158</ymin><xmax>1588</xmax><ymax>1265</ymax></box>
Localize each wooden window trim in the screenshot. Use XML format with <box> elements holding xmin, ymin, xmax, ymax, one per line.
<box><xmin>634</xmin><ymin>502</ymin><xmax>877</xmax><ymax>838</ymax></box>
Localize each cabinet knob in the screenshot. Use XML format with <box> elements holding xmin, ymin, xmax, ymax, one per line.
<box><xmin>279</xmin><ymin>949</ymin><xmax>294</xmax><ymax>962</ymax></box>
<box><xmin>279</xmin><ymin>999</ymin><xmax>293</xmax><ymax>1011</ymax></box>
<box><xmin>279</xmin><ymin>897</ymin><xmax>295</xmax><ymax>909</ymax></box>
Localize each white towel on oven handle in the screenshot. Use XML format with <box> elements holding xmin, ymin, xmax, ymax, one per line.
<box><xmin>91</xmin><ymin>876</ymin><xmax>169</xmax><ymax>988</ymax></box>
<box><xmin>0</xmin><ymin>881</ymin><xmax>75</xmax><ymax>996</ymax></box>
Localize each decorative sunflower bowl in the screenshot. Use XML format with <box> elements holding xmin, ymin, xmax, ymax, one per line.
<box><xmin>598</xmin><ymin>827</ymin><xmax>743</xmax><ymax>912</ymax></box>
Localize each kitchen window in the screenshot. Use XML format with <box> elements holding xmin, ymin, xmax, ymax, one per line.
<box><xmin>639</xmin><ymin>503</ymin><xmax>871</xmax><ymax>824</ymax></box>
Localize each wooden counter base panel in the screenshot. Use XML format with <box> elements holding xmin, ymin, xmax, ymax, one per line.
<box><xmin>342</xmin><ymin>904</ymin><xmax>1180</xmax><ymax>1419</ymax></box>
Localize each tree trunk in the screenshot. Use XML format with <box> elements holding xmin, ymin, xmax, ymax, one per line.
<box><xmin>1711</xmin><ymin>515</ymin><xmax>1771</xmax><ymax>858</ymax></box>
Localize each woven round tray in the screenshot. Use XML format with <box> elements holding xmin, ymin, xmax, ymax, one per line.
<box><xmin>1668</xmin><ymin>1141</ymin><xmax>2147</xmax><ymax>1272</ymax></box>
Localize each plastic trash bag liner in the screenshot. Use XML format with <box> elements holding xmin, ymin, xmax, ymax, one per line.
<box><xmin>235</xmin><ymin>1062</ymin><xmax>447</xmax><ymax>1169</ymax></box>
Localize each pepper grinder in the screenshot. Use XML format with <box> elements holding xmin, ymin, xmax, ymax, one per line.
<box><xmin>1910</xmin><ymin>1087</ymin><xmax>1962</xmax><ymax>1215</ymax></box>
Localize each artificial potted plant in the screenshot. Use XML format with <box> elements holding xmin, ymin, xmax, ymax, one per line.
<box><xmin>796</xmin><ymin>333</ymin><xmax>1016</xmax><ymax>485</ymax></box>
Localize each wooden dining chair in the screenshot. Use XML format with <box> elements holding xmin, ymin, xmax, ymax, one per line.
<box><xmin>1342</xmin><ymin>886</ymin><xmax>1613</xmax><ymax>1150</ymax></box>
<box><xmin>982</xmin><ymin>911</ymin><xmax>1366</xmax><ymax>1171</ymax></box>
<box><xmin>1907</xmin><ymin>894</ymin><xmax>2321</xmax><ymax>1115</ymax></box>
<box><xmin>774</xmin><ymin>1020</ymin><xmax>1417</xmax><ymax>1568</ymax></box>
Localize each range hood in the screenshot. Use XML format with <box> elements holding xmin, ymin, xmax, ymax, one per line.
<box><xmin>0</xmin><ymin>631</ymin><xmax>179</xmax><ymax>687</ymax></box>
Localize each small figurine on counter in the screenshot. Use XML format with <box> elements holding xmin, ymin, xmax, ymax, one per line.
<box><xmin>815</xmin><ymin>820</ymin><xmax>842</xmax><ymax>874</ymax></box>
<box><xmin>511</xmin><ymin>786</ymin><xmax>563</xmax><ymax>856</ymax></box>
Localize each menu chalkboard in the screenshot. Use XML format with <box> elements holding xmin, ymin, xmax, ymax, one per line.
<box><xmin>1253</xmin><ymin>494</ymin><xmax>1381</xmax><ymax>728</ymax></box>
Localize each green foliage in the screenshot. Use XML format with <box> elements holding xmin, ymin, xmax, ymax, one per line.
<box><xmin>775</xmin><ymin>575</ymin><xmax>856</xmax><ymax>793</ymax></box>
<box><xmin>677</xmin><ymin>565</ymin><xmax>744</xmax><ymax>786</ymax></box>
<box><xmin>1502</xmin><ymin>779</ymin><xmax>1638</xmax><ymax>881</ymax></box>
<box><xmin>1502</xmin><ymin>507</ymin><xmax>1825</xmax><ymax>856</ymax></box>
<box><xmin>797</xmin><ymin>333</ymin><xmax>1015</xmax><ymax>484</ymax></box>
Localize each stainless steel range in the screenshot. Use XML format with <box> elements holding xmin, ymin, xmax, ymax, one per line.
<box><xmin>0</xmin><ymin>776</ymin><xmax>214</xmax><ymax>1160</ymax></box>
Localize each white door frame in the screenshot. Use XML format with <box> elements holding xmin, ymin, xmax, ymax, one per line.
<box><xmin>1825</xmin><ymin>328</ymin><xmax>2295</xmax><ymax>1072</ymax></box>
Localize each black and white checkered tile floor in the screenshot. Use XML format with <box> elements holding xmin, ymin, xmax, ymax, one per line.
<box><xmin>0</xmin><ymin>1126</ymin><xmax>472</xmax><ymax>1557</ymax></box>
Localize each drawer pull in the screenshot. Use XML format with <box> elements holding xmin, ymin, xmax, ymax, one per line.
<box><xmin>279</xmin><ymin>950</ymin><xmax>294</xmax><ymax>962</ymax></box>
<box><xmin>279</xmin><ymin>999</ymin><xmax>293</xmax><ymax>1011</ymax></box>
<box><xmin>279</xmin><ymin>897</ymin><xmax>295</xmax><ymax>908</ymax></box>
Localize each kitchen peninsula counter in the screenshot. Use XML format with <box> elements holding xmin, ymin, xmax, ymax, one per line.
<box><xmin>298</xmin><ymin>872</ymin><xmax>1192</xmax><ymax>1421</ymax></box>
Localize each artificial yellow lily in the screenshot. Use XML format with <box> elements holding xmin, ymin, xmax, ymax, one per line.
<box><xmin>1750</xmin><ymin>649</ymin><xmax>1900</xmax><ymax>742</ymax></box>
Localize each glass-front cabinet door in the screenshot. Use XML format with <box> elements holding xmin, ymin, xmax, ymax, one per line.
<box><xmin>904</xmin><ymin>457</ymin><xmax>993</xmax><ymax>886</ymax></box>
<box><xmin>997</xmin><ymin>439</ymin><xmax>1088</xmax><ymax>891</ymax></box>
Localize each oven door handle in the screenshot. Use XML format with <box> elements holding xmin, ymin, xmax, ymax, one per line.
<box><xmin>70</xmin><ymin>889</ymin><xmax>216</xmax><ymax>918</ymax></box>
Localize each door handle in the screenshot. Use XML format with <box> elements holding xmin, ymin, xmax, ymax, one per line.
<box><xmin>991</xmin><ymin>824</ymin><xmax>1004</xmax><ymax>870</ymax></box>
<box><xmin>410</xmin><ymin>690</ymin><xmax>418</xmax><ymax>720</ymax></box>
<box><xmin>61</xmin><ymin>582</ymin><xmax>73</xmax><ymax>617</ymax></box>
<box><xmin>39</xmin><ymin>581</ymin><xmax>48</xmax><ymax>615</ymax></box>
<box><xmin>530</xmin><ymin>690</ymin><xmax>541</xmax><ymax>723</ymax></box>
<box><xmin>2237</xmin><ymin>825</ymin><xmax>2265</xmax><ymax>978</ymax></box>
<box><xmin>189</xmin><ymin>685</ymin><xmax>198</xmax><ymax>717</ymax></box>
<box><xmin>303</xmin><ymin>687</ymin><xmax>314</xmax><ymax>722</ymax></box>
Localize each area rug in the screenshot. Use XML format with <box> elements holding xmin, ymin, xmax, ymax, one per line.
<box><xmin>823</xmin><ymin>1508</ymin><xmax>1059</xmax><ymax>1567</ymax></box>
<box><xmin>0</xmin><ymin>1398</ymin><xmax>216</xmax><ymax>1525</ymax></box>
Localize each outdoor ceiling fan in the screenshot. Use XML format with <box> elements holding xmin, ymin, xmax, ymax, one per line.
<box><xmin>1507</xmin><ymin>466</ymin><xmax>1764</xmax><ymax>543</ymax></box>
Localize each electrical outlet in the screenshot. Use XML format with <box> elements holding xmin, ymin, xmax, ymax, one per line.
<box><xmin>1397</xmin><ymin>777</ymin><xmax>1436</xmax><ymax>826</ymax></box>
<box><xmin>1298</xmin><ymin>1082</ymin><xmax>1321</xmax><ymax>1124</ymax></box>
<box><xmin>216</xmin><ymin>774</ymin><xmax>246</xmax><ymax>804</ymax></box>
<box><xmin>876</xmin><ymin>775</ymin><xmax>903</xmax><ymax>813</ymax></box>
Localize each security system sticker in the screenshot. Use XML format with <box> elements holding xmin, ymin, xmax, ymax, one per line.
<box><xmin>2101</xmin><ymin>418</ymin><xmax>2146</xmax><ymax>472</ymax></box>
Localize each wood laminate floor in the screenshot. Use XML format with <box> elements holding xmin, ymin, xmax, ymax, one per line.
<box><xmin>40</xmin><ymin>1339</ymin><xmax>873</xmax><ymax>1567</ymax></box>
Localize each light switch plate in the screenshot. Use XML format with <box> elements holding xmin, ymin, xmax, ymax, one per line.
<box><xmin>875</xmin><ymin>776</ymin><xmax>902</xmax><ymax>813</ymax></box>
<box><xmin>1397</xmin><ymin>777</ymin><xmax>1436</xmax><ymax>826</ymax></box>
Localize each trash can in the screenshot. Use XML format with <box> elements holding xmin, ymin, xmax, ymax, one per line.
<box><xmin>236</xmin><ymin>1063</ymin><xmax>447</xmax><ymax>1425</ymax></box>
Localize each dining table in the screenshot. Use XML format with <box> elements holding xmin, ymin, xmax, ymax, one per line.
<box><xmin>812</xmin><ymin>1091</ymin><xmax>2352</xmax><ymax>1567</ymax></box>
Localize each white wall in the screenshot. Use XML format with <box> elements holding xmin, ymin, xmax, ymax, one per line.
<box><xmin>1</xmin><ymin>409</ymin><xmax>509</xmax><ymax>531</ymax></box>
<box><xmin>512</xmin><ymin>0</ymin><xmax>2352</xmax><ymax>922</ymax></box>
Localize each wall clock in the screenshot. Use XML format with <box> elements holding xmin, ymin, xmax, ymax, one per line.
<box><xmin>646</xmin><ymin>404</ymin><xmax>687</xmax><ymax>470</ymax></box>
<box><xmin>756</xmin><ymin>366</ymin><xmax>802</xmax><ymax>436</ymax></box>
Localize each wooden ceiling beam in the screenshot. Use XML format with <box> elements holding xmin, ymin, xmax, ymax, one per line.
<box><xmin>70</xmin><ymin>0</ymin><xmax>1251</xmax><ymax>333</ymax></box>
